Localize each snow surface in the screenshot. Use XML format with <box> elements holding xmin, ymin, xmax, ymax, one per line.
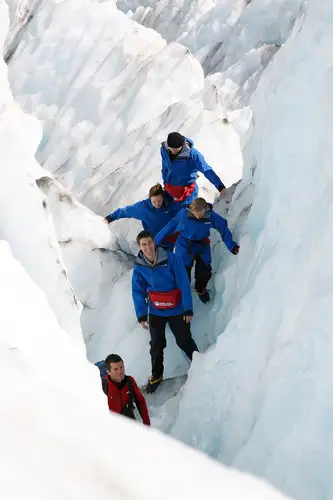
<box><xmin>4</xmin><ymin>0</ymin><xmax>333</xmax><ymax>500</ymax></box>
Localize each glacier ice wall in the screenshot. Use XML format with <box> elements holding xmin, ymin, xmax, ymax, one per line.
<box><xmin>0</xmin><ymin>235</ymin><xmax>293</xmax><ymax>500</ymax></box>
<box><xmin>0</xmin><ymin>0</ymin><xmax>83</xmax><ymax>343</ymax></box>
<box><xmin>170</xmin><ymin>3</ymin><xmax>333</xmax><ymax>500</ymax></box>
<box><xmin>6</xmin><ymin>0</ymin><xmax>242</xmax><ymax>214</ymax></box>
<box><xmin>5</xmin><ymin>1</ymin><xmax>333</xmax><ymax>500</ymax></box>
<box><xmin>0</xmin><ymin>6</ymin><xmax>293</xmax><ymax>499</ymax></box>
<box><xmin>117</xmin><ymin>0</ymin><xmax>304</xmax><ymax>108</ymax></box>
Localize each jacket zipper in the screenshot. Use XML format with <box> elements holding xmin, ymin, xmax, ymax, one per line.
<box><xmin>119</xmin><ymin>389</ymin><xmax>123</xmax><ymax>411</ymax></box>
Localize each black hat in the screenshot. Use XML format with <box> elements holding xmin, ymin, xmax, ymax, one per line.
<box><xmin>167</xmin><ymin>132</ymin><xmax>185</xmax><ymax>149</ymax></box>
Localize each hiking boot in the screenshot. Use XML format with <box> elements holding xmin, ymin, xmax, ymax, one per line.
<box><xmin>145</xmin><ymin>375</ymin><xmax>163</xmax><ymax>394</ymax></box>
<box><xmin>195</xmin><ymin>288</ymin><xmax>210</xmax><ymax>304</ymax></box>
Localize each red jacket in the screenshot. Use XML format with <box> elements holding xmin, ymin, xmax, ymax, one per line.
<box><xmin>104</xmin><ymin>375</ymin><xmax>150</xmax><ymax>426</ymax></box>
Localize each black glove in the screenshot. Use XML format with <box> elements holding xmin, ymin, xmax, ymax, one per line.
<box><xmin>104</xmin><ymin>215</ymin><xmax>114</xmax><ymax>224</ymax></box>
<box><xmin>231</xmin><ymin>245</ymin><xmax>239</xmax><ymax>255</ymax></box>
<box><xmin>138</xmin><ymin>315</ymin><xmax>148</xmax><ymax>323</ymax></box>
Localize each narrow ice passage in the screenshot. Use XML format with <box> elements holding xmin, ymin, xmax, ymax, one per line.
<box><xmin>32</xmin><ymin>153</ymin><xmax>242</xmax><ymax>432</ymax></box>
<box><xmin>75</xmin><ymin>185</ymin><xmax>241</xmax><ymax>429</ymax></box>
<box><xmin>99</xmin><ymin>187</ymin><xmax>242</xmax><ymax>429</ymax></box>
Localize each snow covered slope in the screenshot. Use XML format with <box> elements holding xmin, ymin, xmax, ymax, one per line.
<box><xmin>1</xmin><ymin>238</ymin><xmax>294</xmax><ymax>500</ymax></box>
<box><xmin>5</xmin><ymin>0</ymin><xmax>242</xmax><ymax>214</ymax></box>
<box><xmin>169</xmin><ymin>3</ymin><xmax>333</xmax><ymax>500</ymax></box>
<box><xmin>0</xmin><ymin>2</ymin><xmax>83</xmax><ymax>343</ymax></box>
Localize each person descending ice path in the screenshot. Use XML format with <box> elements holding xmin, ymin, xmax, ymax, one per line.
<box><xmin>132</xmin><ymin>231</ymin><xmax>198</xmax><ymax>394</ymax></box>
<box><xmin>104</xmin><ymin>183</ymin><xmax>181</xmax><ymax>249</ymax></box>
<box><xmin>155</xmin><ymin>198</ymin><xmax>239</xmax><ymax>304</ymax></box>
<box><xmin>97</xmin><ymin>354</ymin><xmax>151</xmax><ymax>425</ymax></box>
<box><xmin>160</xmin><ymin>132</ymin><xmax>227</xmax><ymax>205</ymax></box>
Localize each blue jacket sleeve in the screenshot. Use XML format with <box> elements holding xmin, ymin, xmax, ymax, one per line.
<box><xmin>211</xmin><ymin>211</ymin><xmax>237</xmax><ymax>253</ymax></box>
<box><xmin>105</xmin><ymin>201</ymin><xmax>145</xmax><ymax>223</ymax></box>
<box><xmin>154</xmin><ymin>210</ymin><xmax>182</xmax><ymax>245</ymax></box>
<box><xmin>161</xmin><ymin>147</ymin><xmax>170</xmax><ymax>185</ymax></box>
<box><xmin>132</xmin><ymin>268</ymin><xmax>149</xmax><ymax>321</ymax></box>
<box><xmin>194</xmin><ymin>150</ymin><xmax>225</xmax><ymax>191</ymax></box>
<box><xmin>171</xmin><ymin>255</ymin><xmax>193</xmax><ymax>315</ymax></box>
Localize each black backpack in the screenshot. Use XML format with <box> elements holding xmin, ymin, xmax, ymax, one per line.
<box><xmin>120</xmin><ymin>377</ymin><xmax>136</xmax><ymax>419</ymax></box>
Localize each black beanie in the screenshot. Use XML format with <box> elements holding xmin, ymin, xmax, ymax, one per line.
<box><xmin>167</xmin><ymin>132</ymin><xmax>185</xmax><ymax>149</ymax></box>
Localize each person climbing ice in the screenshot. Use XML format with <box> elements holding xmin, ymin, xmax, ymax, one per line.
<box><xmin>160</xmin><ymin>132</ymin><xmax>227</xmax><ymax>205</ymax></box>
<box><xmin>154</xmin><ymin>198</ymin><xmax>239</xmax><ymax>304</ymax></box>
<box><xmin>132</xmin><ymin>230</ymin><xmax>198</xmax><ymax>394</ymax></box>
<box><xmin>104</xmin><ymin>183</ymin><xmax>181</xmax><ymax>249</ymax></box>
<box><xmin>99</xmin><ymin>353</ymin><xmax>150</xmax><ymax>425</ymax></box>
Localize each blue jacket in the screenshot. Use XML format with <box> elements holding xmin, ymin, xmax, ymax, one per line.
<box><xmin>161</xmin><ymin>137</ymin><xmax>225</xmax><ymax>192</ymax></box>
<box><xmin>155</xmin><ymin>207</ymin><xmax>237</xmax><ymax>253</ymax></box>
<box><xmin>132</xmin><ymin>247</ymin><xmax>193</xmax><ymax>320</ymax></box>
<box><xmin>105</xmin><ymin>194</ymin><xmax>181</xmax><ymax>236</ymax></box>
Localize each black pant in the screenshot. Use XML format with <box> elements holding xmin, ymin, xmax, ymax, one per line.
<box><xmin>149</xmin><ymin>314</ymin><xmax>198</xmax><ymax>379</ymax></box>
<box><xmin>186</xmin><ymin>255</ymin><xmax>212</xmax><ymax>293</ymax></box>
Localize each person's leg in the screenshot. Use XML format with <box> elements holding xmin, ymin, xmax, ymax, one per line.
<box><xmin>148</xmin><ymin>314</ymin><xmax>167</xmax><ymax>380</ymax></box>
<box><xmin>194</xmin><ymin>249</ymin><xmax>212</xmax><ymax>303</ymax></box>
<box><xmin>194</xmin><ymin>259</ymin><xmax>212</xmax><ymax>292</ymax></box>
<box><xmin>168</xmin><ymin>315</ymin><xmax>198</xmax><ymax>360</ymax></box>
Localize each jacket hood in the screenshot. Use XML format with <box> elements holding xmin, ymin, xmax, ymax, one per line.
<box><xmin>135</xmin><ymin>246</ymin><xmax>169</xmax><ymax>268</ymax></box>
<box><xmin>161</xmin><ymin>136</ymin><xmax>194</xmax><ymax>160</ymax></box>
<box><xmin>146</xmin><ymin>193</ymin><xmax>174</xmax><ymax>210</ymax></box>
<box><xmin>187</xmin><ymin>204</ymin><xmax>213</xmax><ymax>222</ymax></box>
<box><xmin>162</xmin><ymin>191</ymin><xmax>175</xmax><ymax>207</ymax></box>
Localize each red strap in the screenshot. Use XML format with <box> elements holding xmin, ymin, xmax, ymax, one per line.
<box><xmin>164</xmin><ymin>232</ymin><xmax>180</xmax><ymax>244</ymax></box>
<box><xmin>148</xmin><ymin>289</ymin><xmax>182</xmax><ymax>309</ymax></box>
<box><xmin>164</xmin><ymin>183</ymin><xmax>196</xmax><ymax>202</ymax></box>
<box><xmin>189</xmin><ymin>237</ymin><xmax>210</xmax><ymax>245</ymax></box>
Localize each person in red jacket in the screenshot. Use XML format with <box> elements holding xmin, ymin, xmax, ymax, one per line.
<box><xmin>101</xmin><ymin>353</ymin><xmax>150</xmax><ymax>426</ymax></box>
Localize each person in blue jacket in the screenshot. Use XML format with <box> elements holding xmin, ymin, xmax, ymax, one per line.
<box><xmin>160</xmin><ymin>132</ymin><xmax>227</xmax><ymax>205</ymax></box>
<box><xmin>155</xmin><ymin>198</ymin><xmax>239</xmax><ymax>304</ymax></box>
<box><xmin>104</xmin><ymin>183</ymin><xmax>181</xmax><ymax>249</ymax></box>
<box><xmin>132</xmin><ymin>230</ymin><xmax>198</xmax><ymax>393</ymax></box>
